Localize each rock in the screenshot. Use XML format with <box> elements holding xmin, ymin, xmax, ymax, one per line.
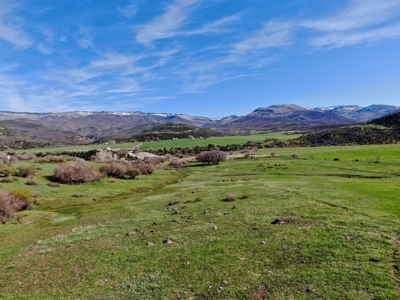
<box><xmin>163</xmin><ymin>238</ymin><xmax>173</xmax><ymax>245</ymax></box>
<box><xmin>212</xmin><ymin>226</ymin><xmax>218</xmax><ymax>230</ymax></box>
<box><xmin>271</xmin><ymin>218</ymin><xmax>284</xmax><ymax>225</ymax></box>
<box><xmin>126</xmin><ymin>231</ymin><xmax>136</xmax><ymax>236</ymax></box>
<box><xmin>218</xmin><ymin>286</ymin><xmax>224</xmax><ymax>293</ymax></box>
<box><xmin>146</xmin><ymin>242</ymin><xmax>154</xmax><ymax>246</ymax></box>
<box><xmin>152</xmin><ymin>222</ymin><xmax>158</xmax><ymax>225</ymax></box>
<box><xmin>261</xmin><ymin>241</ymin><xmax>267</xmax><ymax>245</ymax></box>
<box><xmin>173</xmin><ymin>219</ymin><xmax>181</xmax><ymax>223</ymax></box>
<box><xmin>183</xmin><ymin>262</ymin><xmax>190</xmax><ymax>265</ymax></box>
<box><xmin>203</xmin><ymin>211</ymin><xmax>208</xmax><ymax>214</ymax></box>
<box><xmin>222</xmin><ymin>280</ymin><xmax>228</xmax><ymax>284</ymax></box>
<box><xmin>306</xmin><ymin>288</ymin><xmax>315</xmax><ymax>293</ymax></box>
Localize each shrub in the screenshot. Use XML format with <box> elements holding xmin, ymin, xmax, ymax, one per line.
<box><xmin>0</xmin><ymin>165</ymin><xmax>13</xmax><ymax>177</ymax></box>
<box><xmin>35</xmin><ymin>156</ymin><xmax>68</xmax><ymax>164</ymax></box>
<box><xmin>196</xmin><ymin>150</ymin><xmax>227</xmax><ymax>165</ymax></box>
<box><xmin>224</xmin><ymin>193</ymin><xmax>237</xmax><ymax>202</ymax></box>
<box><xmin>0</xmin><ymin>189</ymin><xmax>33</xmax><ymax>224</ymax></box>
<box><xmin>47</xmin><ymin>182</ymin><xmax>60</xmax><ymax>187</ymax></box>
<box><xmin>134</xmin><ymin>161</ymin><xmax>156</xmax><ymax>175</ymax></box>
<box><xmin>291</xmin><ymin>152</ymin><xmax>299</xmax><ymax>159</ymax></box>
<box><xmin>15</xmin><ymin>153</ymin><xmax>35</xmax><ymax>161</ymax></box>
<box><xmin>1</xmin><ymin>177</ymin><xmax>14</xmax><ymax>183</ymax></box>
<box><xmin>15</xmin><ymin>165</ymin><xmax>37</xmax><ymax>178</ymax></box>
<box><xmin>54</xmin><ymin>163</ymin><xmax>103</xmax><ymax>184</ymax></box>
<box><xmin>26</xmin><ymin>179</ymin><xmax>38</xmax><ymax>186</ymax></box>
<box><xmin>125</xmin><ymin>167</ymin><xmax>141</xmax><ymax>179</ymax></box>
<box><xmin>100</xmin><ymin>163</ymin><xmax>127</xmax><ymax>178</ymax></box>
<box><xmin>168</xmin><ymin>159</ymin><xmax>187</xmax><ymax>169</ymax></box>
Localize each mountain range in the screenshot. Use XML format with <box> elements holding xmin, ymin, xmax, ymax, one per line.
<box><xmin>0</xmin><ymin>104</ymin><xmax>399</xmax><ymax>149</ymax></box>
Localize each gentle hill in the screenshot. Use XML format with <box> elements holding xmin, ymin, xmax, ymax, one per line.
<box><xmin>0</xmin><ymin>119</ymin><xmax>88</xmax><ymax>150</ymax></box>
<box><xmin>368</xmin><ymin>111</ymin><xmax>400</xmax><ymax>128</ymax></box>
<box><xmin>289</xmin><ymin>112</ymin><xmax>400</xmax><ymax>147</ymax></box>
<box><xmin>131</xmin><ymin>123</ymin><xmax>226</xmax><ymax>142</ymax></box>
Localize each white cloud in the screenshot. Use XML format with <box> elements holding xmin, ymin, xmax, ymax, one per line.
<box><xmin>303</xmin><ymin>0</ymin><xmax>400</xmax><ymax>32</ymax></box>
<box><xmin>232</xmin><ymin>21</ymin><xmax>292</xmax><ymax>53</ymax></box>
<box><xmin>310</xmin><ymin>23</ymin><xmax>400</xmax><ymax>48</ymax></box>
<box><xmin>76</xmin><ymin>25</ymin><xmax>93</xmax><ymax>48</ymax></box>
<box><xmin>119</xmin><ymin>4</ymin><xmax>137</xmax><ymax>17</ymax></box>
<box><xmin>0</xmin><ymin>1</ymin><xmax>32</xmax><ymax>47</ymax></box>
<box><xmin>303</xmin><ymin>0</ymin><xmax>400</xmax><ymax>47</ymax></box>
<box><xmin>136</xmin><ymin>0</ymin><xmax>200</xmax><ymax>45</ymax></box>
<box><xmin>90</xmin><ymin>53</ymin><xmax>143</xmax><ymax>69</ymax></box>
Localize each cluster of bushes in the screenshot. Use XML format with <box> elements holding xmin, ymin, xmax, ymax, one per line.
<box><xmin>0</xmin><ymin>189</ymin><xmax>33</xmax><ymax>224</ymax></box>
<box><xmin>53</xmin><ymin>156</ymin><xmax>168</xmax><ymax>184</ymax></box>
<box><xmin>196</xmin><ymin>150</ymin><xmax>227</xmax><ymax>165</ymax></box>
<box><xmin>54</xmin><ymin>164</ymin><xmax>103</xmax><ymax>184</ymax></box>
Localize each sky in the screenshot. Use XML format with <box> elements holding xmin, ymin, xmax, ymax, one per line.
<box><xmin>0</xmin><ymin>0</ymin><xmax>400</xmax><ymax>117</ymax></box>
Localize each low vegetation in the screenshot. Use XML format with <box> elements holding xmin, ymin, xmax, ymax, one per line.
<box><xmin>1</xmin><ymin>143</ymin><xmax>400</xmax><ymax>298</ymax></box>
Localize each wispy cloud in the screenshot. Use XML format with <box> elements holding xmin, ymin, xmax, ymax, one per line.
<box><xmin>136</xmin><ymin>0</ymin><xmax>200</xmax><ymax>45</ymax></box>
<box><xmin>119</xmin><ymin>4</ymin><xmax>137</xmax><ymax>17</ymax></box>
<box><xmin>303</xmin><ymin>0</ymin><xmax>400</xmax><ymax>32</ymax></box>
<box><xmin>310</xmin><ymin>23</ymin><xmax>400</xmax><ymax>48</ymax></box>
<box><xmin>76</xmin><ymin>25</ymin><xmax>94</xmax><ymax>48</ymax></box>
<box><xmin>0</xmin><ymin>1</ymin><xmax>32</xmax><ymax>47</ymax></box>
<box><xmin>303</xmin><ymin>0</ymin><xmax>400</xmax><ymax>47</ymax></box>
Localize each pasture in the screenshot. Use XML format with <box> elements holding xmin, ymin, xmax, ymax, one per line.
<box><xmin>0</xmin><ymin>144</ymin><xmax>400</xmax><ymax>299</ymax></box>
<box><xmin>140</xmin><ymin>133</ymin><xmax>301</xmax><ymax>150</ymax></box>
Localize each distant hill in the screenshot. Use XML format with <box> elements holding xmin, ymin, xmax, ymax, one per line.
<box><xmin>287</xmin><ymin>112</ymin><xmax>400</xmax><ymax>147</ymax></box>
<box><xmin>0</xmin><ymin>104</ymin><xmax>399</xmax><ymax>148</ymax></box>
<box><xmin>215</xmin><ymin>104</ymin><xmax>357</xmax><ymax>132</ymax></box>
<box><xmin>315</xmin><ymin>104</ymin><xmax>400</xmax><ymax>121</ymax></box>
<box><xmin>0</xmin><ymin>119</ymin><xmax>88</xmax><ymax>150</ymax></box>
<box><xmin>131</xmin><ymin>123</ymin><xmax>226</xmax><ymax>142</ymax></box>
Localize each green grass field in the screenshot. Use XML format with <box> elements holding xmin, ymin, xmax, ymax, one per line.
<box><xmin>1</xmin><ymin>144</ymin><xmax>400</xmax><ymax>299</ymax></box>
<box><xmin>21</xmin><ymin>142</ymin><xmax>141</xmax><ymax>154</ymax></box>
<box><xmin>140</xmin><ymin>133</ymin><xmax>301</xmax><ymax>150</ymax></box>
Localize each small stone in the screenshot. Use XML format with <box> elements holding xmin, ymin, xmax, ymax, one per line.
<box><xmin>306</xmin><ymin>288</ymin><xmax>315</xmax><ymax>293</ymax></box>
<box><xmin>172</xmin><ymin>219</ymin><xmax>181</xmax><ymax>223</ymax></box>
<box><xmin>152</xmin><ymin>222</ymin><xmax>158</xmax><ymax>225</ymax></box>
<box><xmin>183</xmin><ymin>262</ymin><xmax>190</xmax><ymax>265</ymax></box>
<box><xmin>146</xmin><ymin>242</ymin><xmax>154</xmax><ymax>246</ymax></box>
<box><xmin>261</xmin><ymin>241</ymin><xmax>267</xmax><ymax>245</ymax></box>
<box><xmin>223</xmin><ymin>212</ymin><xmax>229</xmax><ymax>215</ymax></box>
<box><xmin>218</xmin><ymin>286</ymin><xmax>224</xmax><ymax>292</ymax></box>
<box><xmin>212</xmin><ymin>226</ymin><xmax>217</xmax><ymax>230</ymax></box>
<box><xmin>222</xmin><ymin>280</ymin><xmax>228</xmax><ymax>284</ymax></box>
<box><xmin>163</xmin><ymin>238</ymin><xmax>173</xmax><ymax>245</ymax></box>
<box><xmin>203</xmin><ymin>210</ymin><xmax>208</xmax><ymax>214</ymax></box>
<box><xmin>126</xmin><ymin>231</ymin><xmax>136</xmax><ymax>236</ymax></box>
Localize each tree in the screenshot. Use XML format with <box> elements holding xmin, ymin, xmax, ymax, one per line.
<box><xmin>196</xmin><ymin>150</ymin><xmax>227</xmax><ymax>165</ymax></box>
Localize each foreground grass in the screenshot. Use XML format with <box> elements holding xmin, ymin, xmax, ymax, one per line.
<box><xmin>1</xmin><ymin>145</ymin><xmax>400</xmax><ymax>299</ymax></box>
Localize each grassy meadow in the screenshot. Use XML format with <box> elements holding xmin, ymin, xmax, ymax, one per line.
<box><xmin>1</xmin><ymin>144</ymin><xmax>400</xmax><ymax>299</ymax></box>
<box><xmin>140</xmin><ymin>133</ymin><xmax>301</xmax><ymax>150</ymax></box>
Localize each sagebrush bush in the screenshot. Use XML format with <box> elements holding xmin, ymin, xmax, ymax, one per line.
<box><xmin>47</xmin><ymin>182</ymin><xmax>60</xmax><ymax>187</ymax></box>
<box><xmin>100</xmin><ymin>163</ymin><xmax>127</xmax><ymax>178</ymax></box>
<box><xmin>1</xmin><ymin>177</ymin><xmax>14</xmax><ymax>183</ymax></box>
<box><xmin>0</xmin><ymin>189</ymin><xmax>33</xmax><ymax>224</ymax></box>
<box><xmin>26</xmin><ymin>179</ymin><xmax>39</xmax><ymax>186</ymax></box>
<box><xmin>15</xmin><ymin>165</ymin><xmax>37</xmax><ymax>178</ymax></box>
<box><xmin>224</xmin><ymin>193</ymin><xmax>238</xmax><ymax>201</ymax></box>
<box><xmin>0</xmin><ymin>165</ymin><xmax>13</xmax><ymax>177</ymax></box>
<box><xmin>196</xmin><ymin>150</ymin><xmax>227</xmax><ymax>165</ymax></box>
<box><xmin>134</xmin><ymin>161</ymin><xmax>156</xmax><ymax>175</ymax></box>
<box><xmin>15</xmin><ymin>153</ymin><xmax>35</xmax><ymax>161</ymax></box>
<box><xmin>54</xmin><ymin>163</ymin><xmax>103</xmax><ymax>184</ymax></box>
<box><xmin>168</xmin><ymin>159</ymin><xmax>187</xmax><ymax>169</ymax></box>
<box><xmin>125</xmin><ymin>167</ymin><xmax>141</xmax><ymax>179</ymax></box>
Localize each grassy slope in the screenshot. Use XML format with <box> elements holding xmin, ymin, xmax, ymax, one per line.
<box><xmin>140</xmin><ymin>133</ymin><xmax>301</xmax><ymax>150</ymax></box>
<box><xmin>0</xmin><ymin>144</ymin><xmax>400</xmax><ymax>299</ymax></box>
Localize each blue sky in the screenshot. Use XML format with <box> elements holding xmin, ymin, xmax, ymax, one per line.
<box><xmin>0</xmin><ymin>0</ymin><xmax>400</xmax><ymax>117</ymax></box>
